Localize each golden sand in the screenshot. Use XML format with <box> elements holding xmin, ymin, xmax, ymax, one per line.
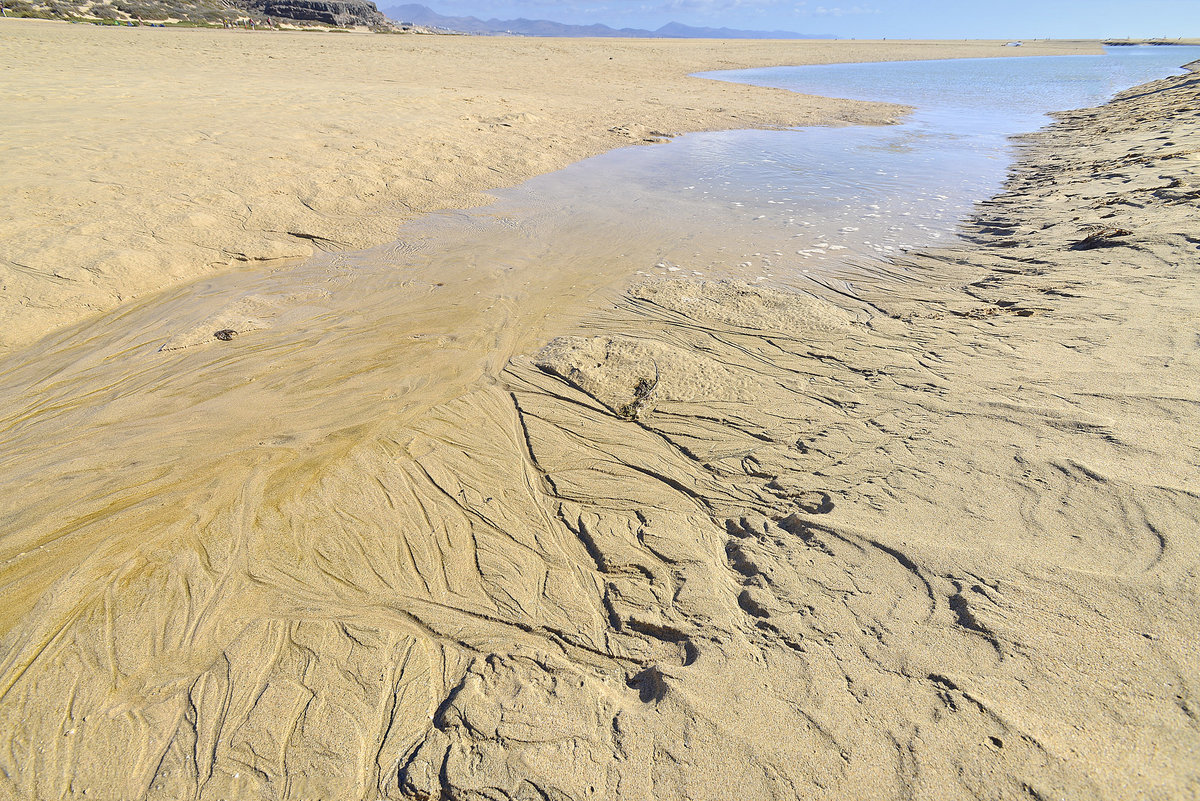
<box><xmin>3</xmin><ymin>19</ymin><xmax>1196</xmax><ymax>800</ymax></box>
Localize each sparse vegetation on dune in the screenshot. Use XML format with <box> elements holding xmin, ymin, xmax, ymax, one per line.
<box><xmin>1</xmin><ymin>0</ymin><xmax>396</xmax><ymax>29</ymax></box>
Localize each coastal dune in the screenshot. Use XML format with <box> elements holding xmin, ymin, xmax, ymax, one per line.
<box><xmin>0</xmin><ymin>20</ymin><xmax>1197</xmax><ymax>801</ymax></box>
<box><xmin>0</xmin><ymin>20</ymin><xmax>1096</xmax><ymax>352</ymax></box>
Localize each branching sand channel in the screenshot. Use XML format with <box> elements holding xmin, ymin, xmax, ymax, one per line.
<box><xmin>0</xmin><ymin>35</ymin><xmax>1198</xmax><ymax>801</ymax></box>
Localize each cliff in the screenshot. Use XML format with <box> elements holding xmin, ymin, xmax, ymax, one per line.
<box><xmin>239</xmin><ymin>0</ymin><xmax>390</xmax><ymax>27</ymax></box>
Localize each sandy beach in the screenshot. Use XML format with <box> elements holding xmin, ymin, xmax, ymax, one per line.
<box><xmin>0</xmin><ymin>19</ymin><xmax>1097</xmax><ymax>352</ymax></box>
<box><xmin>1</xmin><ymin>18</ymin><xmax>1198</xmax><ymax>801</ymax></box>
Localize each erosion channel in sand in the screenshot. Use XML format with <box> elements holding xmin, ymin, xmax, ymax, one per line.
<box><xmin>1</xmin><ymin>26</ymin><xmax>1199</xmax><ymax>801</ymax></box>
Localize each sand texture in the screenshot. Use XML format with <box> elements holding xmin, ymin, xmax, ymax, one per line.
<box><xmin>0</xmin><ymin>18</ymin><xmax>1100</xmax><ymax>353</ymax></box>
<box><xmin>0</xmin><ymin>37</ymin><xmax>1197</xmax><ymax>799</ymax></box>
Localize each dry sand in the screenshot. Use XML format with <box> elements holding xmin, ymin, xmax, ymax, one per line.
<box><xmin>1</xmin><ymin>19</ymin><xmax>1197</xmax><ymax>801</ymax></box>
<box><xmin>0</xmin><ymin>18</ymin><xmax>1097</xmax><ymax>352</ymax></box>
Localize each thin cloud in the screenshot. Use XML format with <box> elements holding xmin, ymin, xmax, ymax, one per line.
<box><xmin>810</xmin><ymin>5</ymin><xmax>880</xmax><ymax>15</ymax></box>
<box><xmin>440</xmin><ymin>0</ymin><xmax>809</xmax><ymax>15</ymax></box>
<box><xmin>429</xmin><ymin>0</ymin><xmax>880</xmax><ymax>27</ymax></box>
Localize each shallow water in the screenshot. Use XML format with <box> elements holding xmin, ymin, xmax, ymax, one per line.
<box><xmin>383</xmin><ymin>46</ymin><xmax>1200</xmax><ymax>288</ymax></box>
<box><xmin>1</xmin><ymin>47</ymin><xmax>1197</xmax><ymax>631</ymax></box>
<box><xmin>693</xmin><ymin>46</ymin><xmax>1200</xmax><ymax>262</ymax></box>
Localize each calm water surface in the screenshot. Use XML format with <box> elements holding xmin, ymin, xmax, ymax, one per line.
<box><xmin>686</xmin><ymin>45</ymin><xmax>1200</xmax><ymax>270</ymax></box>
<box><xmin>387</xmin><ymin>46</ymin><xmax>1200</xmax><ymax>290</ymax></box>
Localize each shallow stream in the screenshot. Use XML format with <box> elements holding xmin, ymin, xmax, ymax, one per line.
<box><xmin>1</xmin><ymin>45</ymin><xmax>1197</xmax><ymax>630</ymax></box>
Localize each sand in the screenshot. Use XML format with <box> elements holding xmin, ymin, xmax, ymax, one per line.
<box><xmin>0</xmin><ymin>18</ymin><xmax>1098</xmax><ymax>353</ymax></box>
<box><xmin>1</xmin><ymin>19</ymin><xmax>1197</xmax><ymax>801</ymax></box>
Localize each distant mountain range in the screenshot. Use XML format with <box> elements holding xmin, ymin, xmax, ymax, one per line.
<box><xmin>382</xmin><ymin>3</ymin><xmax>833</xmax><ymax>39</ymax></box>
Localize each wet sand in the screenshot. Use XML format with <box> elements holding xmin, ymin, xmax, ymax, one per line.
<box><xmin>0</xmin><ymin>18</ymin><xmax>1098</xmax><ymax>353</ymax></box>
<box><xmin>1</xmin><ymin>21</ymin><xmax>1197</xmax><ymax>801</ymax></box>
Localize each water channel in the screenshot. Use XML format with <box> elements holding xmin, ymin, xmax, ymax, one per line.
<box><xmin>0</xmin><ymin>45</ymin><xmax>1196</xmax><ymax>629</ymax></box>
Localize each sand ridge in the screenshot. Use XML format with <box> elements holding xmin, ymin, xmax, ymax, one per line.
<box><xmin>0</xmin><ymin>18</ymin><xmax>1099</xmax><ymax>353</ymax></box>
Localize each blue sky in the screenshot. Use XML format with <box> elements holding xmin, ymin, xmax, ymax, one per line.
<box><xmin>416</xmin><ymin>0</ymin><xmax>1200</xmax><ymax>38</ymax></box>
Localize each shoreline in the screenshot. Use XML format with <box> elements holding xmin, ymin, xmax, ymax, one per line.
<box><xmin>0</xmin><ymin>49</ymin><xmax>1197</xmax><ymax>798</ymax></box>
<box><xmin>0</xmin><ymin>19</ymin><xmax>1100</xmax><ymax>354</ymax></box>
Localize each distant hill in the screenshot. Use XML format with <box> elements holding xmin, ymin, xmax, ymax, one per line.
<box><xmin>382</xmin><ymin>3</ymin><xmax>833</xmax><ymax>39</ymax></box>
<box><xmin>6</xmin><ymin>0</ymin><xmax>403</xmax><ymax>29</ymax></box>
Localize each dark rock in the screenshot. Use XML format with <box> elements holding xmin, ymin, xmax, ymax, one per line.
<box><xmin>237</xmin><ymin>0</ymin><xmax>390</xmax><ymax>27</ymax></box>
